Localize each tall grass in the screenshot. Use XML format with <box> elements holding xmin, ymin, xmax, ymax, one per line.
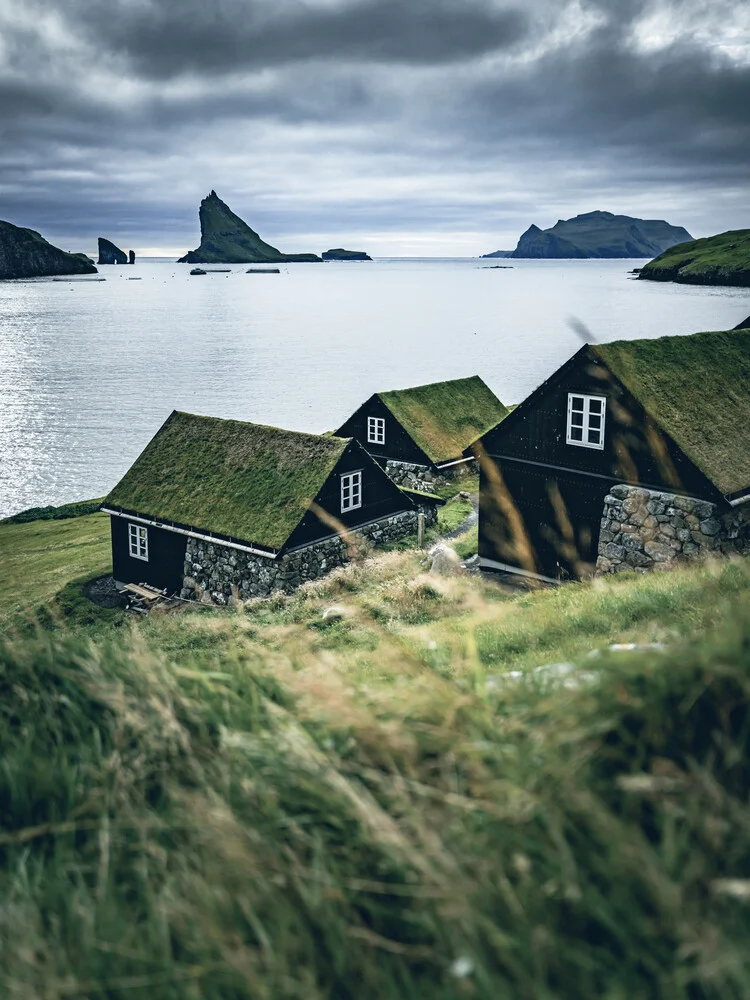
<box><xmin>2</xmin><ymin>557</ymin><xmax>750</xmax><ymax>997</ymax></box>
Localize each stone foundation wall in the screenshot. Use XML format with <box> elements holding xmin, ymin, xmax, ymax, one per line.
<box><xmin>596</xmin><ymin>484</ymin><xmax>750</xmax><ymax>576</ymax></box>
<box><xmin>385</xmin><ymin>459</ymin><xmax>475</xmax><ymax>493</ymax></box>
<box><xmin>181</xmin><ymin>509</ymin><xmax>431</xmax><ymax>603</ymax></box>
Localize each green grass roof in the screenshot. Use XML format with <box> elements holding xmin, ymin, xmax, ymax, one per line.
<box><xmin>592</xmin><ymin>329</ymin><xmax>750</xmax><ymax>496</ymax></box>
<box><xmin>378</xmin><ymin>376</ymin><xmax>508</xmax><ymax>464</ymax></box>
<box><xmin>106</xmin><ymin>412</ymin><xmax>350</xmax><ymax>549</ymax></box>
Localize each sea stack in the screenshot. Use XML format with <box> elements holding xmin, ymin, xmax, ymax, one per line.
<box><xmin>129</xmin><ymin>249</ymin><xmax>136</xmax><ymax>265</ymax></box>
<box><xmin>178</xmin><ymin>190</ymin><xmax>321</xmax><ymax>264</ymax></box>
<box><xmin>98</xmin><ymin>238</ymin><xmax>128</xmax><ymax>265</ymax></box>
<box><xmin>0</xmin><ymin>220</ymin><xmax>98</xmax><ymax>279</ymax></box>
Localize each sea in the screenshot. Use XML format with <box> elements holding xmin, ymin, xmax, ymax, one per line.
<box><xmin>1</xmin><ymin>257</ymin><xmax>748</xmax><ymax>519</ymax></box>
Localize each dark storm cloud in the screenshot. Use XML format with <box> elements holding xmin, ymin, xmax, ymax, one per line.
<box><xmin>461</xmin><ymin>25</ymin><xmax>750</xmax><ymax>169</ymax></box>
<box><xmin>0</xmin><ymin>0</ymin><xmax>748</xmax><ymax>251</ymax></box>
<box><xmin>58</xmin><ymin>0</ymin><xmax>530</xmax><ymax>76</ymax></box>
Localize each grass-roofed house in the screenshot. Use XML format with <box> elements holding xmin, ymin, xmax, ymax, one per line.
<box><xmin>102</xmin><ymin>411</ymin><xmax>428</xmax><ymax>603</ymax></box>
<box><xmin>476</xmin><ymin>329</ymin><xmax>750</xmax><ymax>582</ymax></box>
<box><xmin>333</xmin><ymin>375</ymin><xmax>509</xmax><ymax>492</ymax></box>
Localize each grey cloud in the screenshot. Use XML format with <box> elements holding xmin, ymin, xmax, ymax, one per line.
<box><xmin>56</xmin><ymin>0</ymin><xmax>529</xmax><ymax>77</ymax></box>
<box><xmin>0</xmin><ymin>0</ymin><xmax>748</xmax><ymax>252</ymax></box>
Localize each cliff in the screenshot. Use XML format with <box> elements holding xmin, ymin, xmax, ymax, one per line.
<box><xmin>638</xmin><ymin>229</ymin><xmax>750</xmax><ymax>287</ymax></box>
<box><xmin>98</xmin><ymin>238</ymin><xmax>128</xmax><ymax>265</ymax></box>
<box><xmin>0</xmin><ymin>220</ymin><xmax>98</xmax><ymax>279</ymax></box>
<box><xmin>510</xmin><ymin>211</ymin><xmax>693</xmax><ymax>259</ymax></box>
<box><xmin>480</xmin><ymin>249</ymin><xmax>514</xmax><ymax>258</ymax></box>
<box><xmin>177</xmin><ymin>191</ymin><xmax>321</xmax><ymax>263</ymax></box>
<box><xmin>321</xmin><ymin>248</ymin><xmax>372</xmax><ymax>261</ymax></box>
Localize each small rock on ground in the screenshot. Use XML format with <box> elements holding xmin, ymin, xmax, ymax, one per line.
<box><xmin>430</xmin><ymin>545</ymin><xmax>463</xmax><ymax>576</ymax></box>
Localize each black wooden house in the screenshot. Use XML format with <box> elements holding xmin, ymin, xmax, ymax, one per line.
<box><xmin>334</xmin><ymin>375</ymin><xmax>508</xmax><ymax>475</ymax></box>
<box><xmin>102</xmin><ymin>410</ymin><xmax>418</xmax><ymax>597</ymax></box>
<box><xmin>476</xmin><ymin>329</ymin><xmax>750</xmax><ymax>581</ymax></box>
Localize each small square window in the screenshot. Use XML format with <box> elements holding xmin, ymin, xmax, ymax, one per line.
<box><xmin>341</xmin><ymin>471</ymin><xmax>362</xmax><ymax>512</ymax></box>
<box><xmin>566</xmin><ymin>393</ymin><xmax>606</xmax><ymax>450</ymax></box>
<box><xmin>128</xmin><ymin>522</ymin><xmax>149</xmax><ymax>561</ymax></box>
<box><xmin>367</xmin><ymin>417</ymin><xmax>385</xmax><ymax>445</ymax></box>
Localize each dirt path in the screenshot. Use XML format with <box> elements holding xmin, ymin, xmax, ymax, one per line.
<box><xmin>439</xmin><ymin>492</ymin><xmax>478</xmax><ymax>542</ymax></box>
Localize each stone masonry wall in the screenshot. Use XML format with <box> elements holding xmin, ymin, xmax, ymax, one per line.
<box><xmin>596</xmin><ymin>484</ymin><xmax>750</xmax><ymax>576</ymax></box>
<box><xmin>181</xmin><ymin>508</ymin><xmax>434</xmax><ymax>603</ymax></box>
<box><xmin>385</xmin><ymin>459</ymin><xmax>476</xmax><ymax>493</ymax></box>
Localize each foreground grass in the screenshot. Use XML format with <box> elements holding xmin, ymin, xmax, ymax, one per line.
<box><xmin>2</xmin><ymin>558</ymin><xmax>750</xmax><ymax>997</ymax></box>
<box><xmin>3</xmin><ymin>511</ymin><xmax>750</xmax><ymax>996</ymax></box>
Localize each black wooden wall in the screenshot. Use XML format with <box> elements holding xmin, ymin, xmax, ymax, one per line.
<box><xmin>481</xmin><ymin>348</ymin><xmax>720</xmax><ymax>498</ymax></box>
<box><xmin>110</xmin><ymin>516</ymin><xmax>188</xmax><ymax>594</ymax></box>
<box><xmin>334</xmin><ymin>395</ymin><xmax>434</xmax><ymax>467</ymax></box>
<box><xmin>284</xmin><ymin>440</ymin><xmax>414</xmax><ymax>550</ymax></box>
<box><xmin>478</xmin><ymin>347</ymin><xmax>721</xmax><ymax>580</ymax></box>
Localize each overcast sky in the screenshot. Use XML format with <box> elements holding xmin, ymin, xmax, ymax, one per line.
<box><xmin>0</xmin><ymin>0</ymin><xmax>748</xmax><ymax>256</ymax></box>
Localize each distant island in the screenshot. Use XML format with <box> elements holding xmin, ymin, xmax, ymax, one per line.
<box><xmin>480</xmin><ymin>250</ymin><xmax>514</xmax><ymax>259</ymax></box>
<box><xmin>178</xmin><ymin>191</ymin><xmax>321</xmax><ymax>264</ymax></box>
<box><xmin>322</xmin><ymin>248</ymin><xmax>372</xmax><ymax>261</ymax></box>
<box><xmin>0</xmin><ymin>220</ymin><xmax>98</xmax><ymax>280</ymax></box>
<box><xmin>489</xmin><ymin>211</ymin><xmax>693</xmax><ymax>259</ymax></box>
<box><xmin>638</xmin><ymin>229</ymin><xmax>750</xmax><ymax>287</ymax></box>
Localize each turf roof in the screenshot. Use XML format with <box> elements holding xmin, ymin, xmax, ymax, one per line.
<box><xmin>592</xmin><ymin>329</ymin><xmax>750</xmax><ymax>496</ymax></box>
<box><xmin>106</xmin><ymin>411</ymin><xmax>350</xmax><ymax>549</ymax></box>
<box><xmin>378</xmin><ymin>376</ymin><xmax>508</xmax><ymax>465</ymax></box>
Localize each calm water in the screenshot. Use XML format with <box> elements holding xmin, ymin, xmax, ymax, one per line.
<box><xmin>1</xmin><ymin>258</ymin><xmax>748</xmax><ymax>518</ymax></box>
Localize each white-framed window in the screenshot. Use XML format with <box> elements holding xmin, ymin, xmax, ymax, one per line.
<box><xmin>367</xmin><ymin>416</ymin><xmax>385</xmax><ymax>445</ymax></box>
<box><xmin>340</xmin><ymin>470</ymin><xmax>362</xmax><ymax>512</ymax></box>
<box><xmin>566</xmin><ymin>393</ymin><xmax>606</xmax><ymax>450</ymax></box>
<box><xmin>128</xmin><ymin>522</ymin><xmax>149</xmax><ymax>561</ymax></box>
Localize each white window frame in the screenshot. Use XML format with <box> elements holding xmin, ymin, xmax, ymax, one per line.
<box><xmin>566</xmin><ymin>393</ymin><xmax>606</xmax><ymax>450</ymax></box>
<box><xmin>367</xmin><ymin>416</ymin><xmax>385</xmax><ymax>446</ymax></box>
<box><xmin>340</xmin><ymin>470</ymin><xmax>362</xmax><ymax>513</ymax></box>
<box><xmin>128</xmin><ymin>522</ymin><xmax>149</xmax><ymax>561</ymax></box>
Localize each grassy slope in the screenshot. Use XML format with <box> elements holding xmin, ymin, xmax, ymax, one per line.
<box><xmin>3</xmin><ymin>513</ymin><xmax>750</xmax><ymax>996</ymax></box>
<box><xmin>639</xmin><ymin>229</ymin><xmax>750</xmax><ymax>286</ymax></box>
<box><xmin>0</xmin><ymin>512</ymin><xmax>110</xmax><ymax>626</ymax></box>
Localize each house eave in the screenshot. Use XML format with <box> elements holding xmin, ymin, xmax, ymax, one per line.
<box><xmin>727</xmin><ymin>487</ymin><xmax>750</xmax><ymax>507</ymax></box>
<box><xmin>101</xmin><ymin>505</ymin><xmax>280</xmax><ymax>558</ymax></box>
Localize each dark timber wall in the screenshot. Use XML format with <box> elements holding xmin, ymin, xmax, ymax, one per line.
<box><xmin>110</xmin><ymin>516</ymin><xmax>188</xmax><ymax>594</ymax></box>
<box><xmin>334</xmin><ymin>395</ymin><xmax>434</xmax><ymax>468</ymax></box>
<box><xmin>284</xmin><ymin>440</ymin><xmax>414</xmax><ymax>550</ymax></box>
<box><xmin>479</xmin><ymin>348</ymin><xmax>722</xmax><ymax>580</ymax></box>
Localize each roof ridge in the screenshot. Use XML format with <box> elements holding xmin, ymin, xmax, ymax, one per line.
<box><xmin>170</xmin><ymin>410</ymin><xmax>351</xmax><ymax>445</ymax></box>
<box><xmin>378</xmin><ymin>374</ymin><xmax>482</xmax><ymax>397</ymax></box>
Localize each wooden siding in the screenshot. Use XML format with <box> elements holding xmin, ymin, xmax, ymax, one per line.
<box><xmin>478</xmin><ymin>460</ymin><xmax>610</xmax><ymax>580</ymax></box>
<box><xmin>283</xmin><ymin>440</ymin><xmax>414</xmax><ymax>550</ymax></box>
<box><xmin>478</xmin><ymin>347</ymin><xmax>723</xmax><ymax>580</ymax></box>
<box><xmin>480</xmin><ymin>349</ymin><xmax>721</xmax><ymax>500</ymax></box>
<box><xmin>111</xmin><ymin>516</ymin><xmax>188</xmax><ymax>595</ymax></box>
<box><xmin>334</xmin><ymin>395</ymin><xmax>435</xmax><ymax>468</ymax></box>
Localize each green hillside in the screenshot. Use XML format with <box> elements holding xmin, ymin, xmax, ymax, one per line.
<box><xmin>639</xmin><ymin>229</ymin><xmax>750</xmax><ymax>286</ymax></box>
<box><xmin>2</xmin><ymin>510</ymin><xmax>750</xmax><ymax>997</ymax></box>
